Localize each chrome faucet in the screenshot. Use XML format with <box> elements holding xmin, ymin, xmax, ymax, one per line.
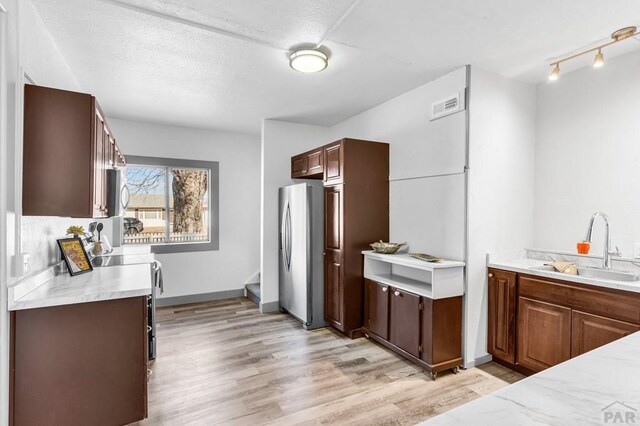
<box><xmin>584</xmin><ymin>212</ymin><xmax>620</xmax><ymax>269</ymax></box>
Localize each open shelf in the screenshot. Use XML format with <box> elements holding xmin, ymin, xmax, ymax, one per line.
<box><xmin>363</xmin><ymin>251</ymin><xmax>464</xmax><ymax>300</ymax></box>
<box><xmin>367</xmin><ymin>273</ymin><xmax>433</xmax><ymax>298</ymax></box>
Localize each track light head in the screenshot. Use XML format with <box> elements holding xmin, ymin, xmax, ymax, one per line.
<box><xmin>549</xmin><ymin>64</ymin><xmax>560</xmax><ymax>81</ymax></box>
<box><xmin>593</xmin><ymin>49</ymin><xmax>605</xmax><ymax>68</ymax></box>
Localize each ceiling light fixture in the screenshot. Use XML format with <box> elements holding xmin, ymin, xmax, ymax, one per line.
<box><xmin>593</xmin><ymin>49</ymin><xmax>605</xmax><ymax>68</ymax></box>
<box><xmin>289</xmin><ymin>49</ymin><xmax>328</xmax><ymax>73</ymax></box>
<box><xmin>548</xmin><ymin>25</ymin><xmax>637</xmax><ymax>81</ymax></box>
<box><xmin>548</xmin><ymin>64</ymin><xmax>560</xmax><ymax>81</ymax></box>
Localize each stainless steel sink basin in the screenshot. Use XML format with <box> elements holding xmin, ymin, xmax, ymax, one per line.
<box><xmin>527</xmin><ymin>265</ymin><xmax>639</xmax><ymax>282</ymax></box>
<box><xmin>577</xmin><ymin>267</ymin><xmax>639</xmax><ymax>282</ymax></box>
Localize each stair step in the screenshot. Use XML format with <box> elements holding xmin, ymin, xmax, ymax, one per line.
<box><xmin>245</xmin><ymin>283</ymin><xmax>260</xmax><ymax>305</ymax></box>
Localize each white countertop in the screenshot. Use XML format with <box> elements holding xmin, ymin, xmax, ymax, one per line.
<box><xmin>488</xmin><ymin>257</ymin><xmax>640</xmax><ymax>294</ymax></box>
<box><xmin>362</xmin><ymin>251</ymin><xmax>465</xmax><ymax>269</ymax></box>
<box><xmin>9</xmin><ymin>263</ymin><xmax>153</xmax><ymax>311</ymax></box>
<box><xmin>423</xmin><ymin>331</ymin><xmax>640</xmax><ymax>425</ymax></box>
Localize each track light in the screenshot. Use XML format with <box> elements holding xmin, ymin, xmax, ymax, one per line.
<box><xmin>593</xmin><ymin>49</ymin><xmax>604</xmax><ymax>68</ymax></box>
<box><xmin>548</xmin><ymin>25</ymin><xmax>637</xmax><ymax>81</ymax></box>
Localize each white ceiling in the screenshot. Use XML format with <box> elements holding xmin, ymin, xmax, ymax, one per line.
<box><xmin>31</xmin><ymin>0</ymin><xmax>640</xmax><ymax>135</ymax></box>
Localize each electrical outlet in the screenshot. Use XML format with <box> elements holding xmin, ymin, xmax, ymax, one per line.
<box><xmin>22</xmin><ymin>253</ymin><xmax>30</xmax><ymax>274</ymax></box>
<box><xmin>633</xmin><ymin>243</ymin><xmax>640</xmax><ymax>259</ymax></box>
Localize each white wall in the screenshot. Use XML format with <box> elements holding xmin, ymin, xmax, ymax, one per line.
<box><xmin>2</xmin><ymin>0</ymin><xmax>85</xmax><ymax>421</ymax></box>
<box><xmin>535</xmin><ymin>49</ymin><xmax>640</xmax><ymax>257</ymax></box>
<box><xmin>467</xmin><ymin>68</ymin><xmax>536</xmax><ymax>364</ymax></box>
<box><xmin>260</xmin><ymin>120</ymin><xmax>331</xmax><ymax>310</ymax></box>
<box><xmin>327</xmin><ymin>67</ymin><xmax>468</xmax><ymax>259</ymax></box>
<box><xmin>13</xmin><ymin>0</ymin><xmax>85</xmax><ymax>279</ymax></box>
<box><xmin>110</xmin><ymin>118</ymin><xmax>260</xmax><ymax>299</ymax></box>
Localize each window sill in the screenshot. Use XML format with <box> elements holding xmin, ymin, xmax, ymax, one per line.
<box><xmin>126</xmin><ymin>240</ymin><xmax>219</xmax><ymax>254</ymax></box>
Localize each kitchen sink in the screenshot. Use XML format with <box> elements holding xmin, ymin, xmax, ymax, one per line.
<box><xmin>527</xmin><ymin>265</ymin><xmax>639</xmax><ymax>282</ymax></box>
<box><xmin>577</xmin><ymin>267</ymin><xmax>639</xmax><ymax>282</ymax></box>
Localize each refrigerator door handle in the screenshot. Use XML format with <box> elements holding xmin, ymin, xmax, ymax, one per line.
<box><xmin>285</xmin><ymin>203</ymin><xmax>292</xmax><ymax>271</ymax></box>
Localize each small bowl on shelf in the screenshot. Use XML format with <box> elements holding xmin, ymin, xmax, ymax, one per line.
<box><xmin>370</xmin><ymin>241</ymin><xmax>406</xmax><ymax>254</ymax></box>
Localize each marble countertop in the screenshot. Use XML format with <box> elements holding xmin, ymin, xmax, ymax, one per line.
<box><xmin>9</xmin><ymin>263</ymin><xmax>153</xmax><ymax>311</ymax></box>
<box><xmin>488</xmin><ymin>257</ymin><xmax>640</xmax><ymax>294</ymax></box>
<box><xmin>423</xmin><ymin>331</ymin><xmax>640</xmax><ymax>425</ymax></box>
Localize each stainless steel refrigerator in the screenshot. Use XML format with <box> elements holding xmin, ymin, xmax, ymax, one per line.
<box><xmin>279</xmin><ymin>182</ymin><xmax>327</xmax><ymax>329</ymax></box>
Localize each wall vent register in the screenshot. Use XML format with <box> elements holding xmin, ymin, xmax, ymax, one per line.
<box><xmin>430</xmin><ymin>92</ymin><xmax>464</xmax><ymax>121</ymax></box>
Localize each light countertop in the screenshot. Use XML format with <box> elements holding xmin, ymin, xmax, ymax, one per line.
<box><xmin>422</xmin><ymin>331</ymin><xmax>640</xmax><ymax>425</ymax></box>
<box><xmin>9</xmin><ymin>263</ymin><xmax>153</xmax><ymax>311</ymax></box>
<box><xmin>488</xmin><ymin>257</ymin><xmax>640</xmax><ymax>294</ymax></box>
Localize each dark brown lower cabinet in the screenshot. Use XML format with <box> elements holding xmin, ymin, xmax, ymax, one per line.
<box><xmin>516</xmin><ymin>297</ymin><xmax>571</xmax><ymax>372</ymax></box>
<box><xmin>487</xmin><ymin>269</ymin><xmax>516</xmax><ymax>364</ymax></box>
<box><xmin>364</xmin><ymin>279</ymin><xmax>389</xmax><ymax>340</ymax></box>
<box><xmin>571</xmin><ymin>310</ymin><xmax>639</xmax><ymax>357</ymax></box>
<box><xmin>421</xmin><ymin>297</ymin><xmax>463</xmax><ymax>369</ymax></box>
<box><xmin>10</xmin><ymin>297</ymin><xmax>148</xmax><ymax>426</ymax></box>
<box><xmin>389</xmin><ymin>288</ymin><xmax>421</xmax><ymax>358</ymax></box>
<box><xmin>363</xmin><ymin>281</ymin><xmax>463</xmax><ymax>378</ymax></box>
<box><xmin>489</xmin><ymin>268</ymin><xmax>640</xmax><ymax>375</ymax></box>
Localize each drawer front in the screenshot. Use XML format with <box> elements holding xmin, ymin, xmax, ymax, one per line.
<box><xmin>519</xmin><ymin>275</ymin><xmax>640</xmax><ymax>325</ymax></box>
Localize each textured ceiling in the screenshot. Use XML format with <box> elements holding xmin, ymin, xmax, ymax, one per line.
<box><xmin>31</xmin><ymin>0</ymin><xmax>640</xmax><ymax>135</ymax></box>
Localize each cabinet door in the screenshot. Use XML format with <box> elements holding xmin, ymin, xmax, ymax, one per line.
<box><xmin>365</xmin><ymin>279</ymin><xmax>389</xmax><ymax>339</ymax></box>
<box><xmin>488</xmin><ymin>269</ymin><xmax>517</xmax><ymax>363</ymax></box>
<box><xmin>389</xmin><ymin>288</ymin><xmax>421</xmax><ymax>358</ymax></box>
<box><xmin>324</xmin><ymin>142</ymin><xmax>342</xmax><ymax>183</ymax></box>
<box><xmin>306</xmin><ymin>149</ymin><xmax>324</xmax><ymax>176</ymax></box>
<box><xmin>291</xmin><ymin>154</ymin><xmax>307</xmax><ymax>178</ymax></box>
<box><xmin>324</xmin><ymin>250</ymin><xmax>343</xmax><ymax>328</ymax></box>
<box><xmin>571</xmin><ymin>311</ymin><xmax>639</xmax><ymax>357</ymax></box>
<box><xmin>324</xmin><ymin>185</ymin><xmax>343</xmax><ymax>327</ymax></box>
<box><xmin>517</xmin><ymin>297</ymin><xmax>571</xmax><ymax>372</ymax></box>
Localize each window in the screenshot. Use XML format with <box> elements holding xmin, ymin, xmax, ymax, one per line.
<box><xmin>123</xmin><ymin>156</ymin><xmax>219</xmax><ymax>254</ymax></box>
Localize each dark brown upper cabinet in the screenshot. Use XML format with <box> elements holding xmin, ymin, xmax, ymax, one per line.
<box><xmin>291</xmin><ymin>148</ymin><xmax>324</xmax><ymax>179</ymax></box>
<box><xmin>23</xmin><ymin>84</ymin><xmax>125</xmax><ymax>218</ymax></box>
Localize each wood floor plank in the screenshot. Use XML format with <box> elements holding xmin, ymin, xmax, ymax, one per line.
<box><xmin>134</xmin><ymin>298</ymin><xmax>523</xmax><ymax>425</ymax></box>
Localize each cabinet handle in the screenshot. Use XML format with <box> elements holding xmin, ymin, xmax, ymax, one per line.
<box><xmin>147</xmin><ymin>325</ymin><xmax>152</xmax><ymax>333</ymax></box>
<box><xmin>382</xmin><ymin>287</ymin><xmax>388</xmax><ymax>292</ymax></box>
<box><xmin>394</xmin><ymin>291</ymin><xmax>400</xmax><ymax>296</ymax></box>
<box><xmin>488</xmin><ymin>273</ymin><xmax>494</xmax><ymax>278</ymax></box>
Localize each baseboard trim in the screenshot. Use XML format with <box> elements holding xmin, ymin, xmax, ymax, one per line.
<box><xmin>156</xmin><ymin>289</ymin><xmax>244</xmax><ymax>307</ymax></box>
<box><xmin>260</xmin><ymin>300</ymin><xmax>280</xmax><ymax>313</ymax></box>
<box><xmin>463</xmin><ymin>353</ymin><xmax>493</xmax><ymax>369</ymax></box>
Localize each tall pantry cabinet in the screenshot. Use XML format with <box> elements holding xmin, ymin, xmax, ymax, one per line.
<box><xmin>292</xmin><ymin>138</ymin><xmax>389</xmax><ymax>338</ymax></box>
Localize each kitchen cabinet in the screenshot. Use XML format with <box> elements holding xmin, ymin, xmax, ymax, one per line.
<box><xmin>322</xmin><ymin>139</ymin><xmax>389</xmax><ymax>337</ymax></box>
<box><xmin>571</xmin><ymin>310</ymin><xmax>639</xmax><ymax>357</ymax></box>
<box><xmin>364</xmin><ymin>279</ymin><xmax>389</xmax><ymax>340</ymax></box>
<box><xmin>323</xmin><ymin>142</ymin><xmax>342</xmax><ymax>183</ymax></box>
<box><xmin>292</xmin><ymin>138</ymin><xmax>389</xmax><ymax>338</ymax></box>
<box><xmin>291</xmin><ymin>148</ymin><xmax>324</xmax><ymax>179</ymax></box>
<box><xmin>389</xmin><ymin>287</ymin><xmax>421</xmax><ymax>357</ymax></box>
<box><xmin>488</xmin><ymin>268</ymin><xmax>640</xmax><ymax>375</ymax></box>
<box><xmin>487</xmin><ymin>269</ymin><xmax>517</xmax><ymax>363</ymax></box>
<box><xmin>420</xmin><ymin>296</ymin><xmax>463</xmax><ymax>370</ymax></box>
<box><xmin>23</xmin><ymin>84</ymin><xmax>125</xmax><ymax>218</ymax></box>
<box><xmin>362</xmin><ymin>253</ymin><xmax>465</xmax><ymax>379</ymax></box>
<box><xmin>517</xmin><ymin>297</ymin><xmax>571</xmax><ymax>372</ymax></box>
<box><xmin>10</xmin><ymin>297</ymin><xmax>148</xmax><ymax>425</ymax></box>
<box><xmin>324</xmin><ymin>185</ymin><xmax>343</xmax><ymax>327</ymax></box>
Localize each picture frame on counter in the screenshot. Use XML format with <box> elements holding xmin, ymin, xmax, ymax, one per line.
<box><xmin>57</xmin><ymin>237</ymin><xmax>93</xmax><ymax>276</ymax></box>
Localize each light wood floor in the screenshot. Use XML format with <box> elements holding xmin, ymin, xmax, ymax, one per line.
<box><xmin>135</xmin><ymin>298</ymin><xmax>523</xmax><ymax>426</ymax></box>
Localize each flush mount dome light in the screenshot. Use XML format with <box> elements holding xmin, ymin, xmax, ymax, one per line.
<box><xmin>289</xmin><ymin>49</ymin><xmax>328</xmax><ymax>73</ymax></box>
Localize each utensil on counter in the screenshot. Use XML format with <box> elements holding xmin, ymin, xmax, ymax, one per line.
<box><xmin>409</xmin><ymin>253</ymin><xmax>444</xmax><ymax>263</ymax></box>
<box><xmin>88</xmin><ymin>222</ymin><xmax>97</xmax><ymax>241</ymax></box>
<box><xmin>96</xmin><ymin>223</ymin><xmax>103</xmax><ymax>241</ymax></box>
